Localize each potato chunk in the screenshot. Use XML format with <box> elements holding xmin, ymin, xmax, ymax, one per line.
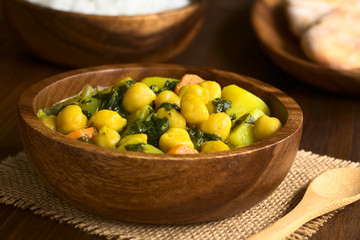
<box><xmin>227</xmin><ymin>109</ymin><xmax>265</xmax><ymax>148</ymax></box>
<box><xmin>222</xmin><ymin>85</ymin><xmax>270</xmax><ymax>118</ymax></box>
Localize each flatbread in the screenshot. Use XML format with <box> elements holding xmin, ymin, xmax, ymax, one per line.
<box><xmin>301</xmin><ymin>8</ymin><xmax>360</xmax><ymax>70</ymax></box>
<box><xmin>285</xmin><ymin>0</ymin><xmax>343</xmax><ymax>38</ymax></box>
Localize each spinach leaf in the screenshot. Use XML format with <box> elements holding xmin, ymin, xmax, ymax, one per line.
<box><xmin>82</xmin><ymin>110</ymin><xmax>92</xmax><ymax>119</ymax></box>
<box><xmin>95</xmin><ymin>90</ymin><xmax>123</xmax><ymax>116</ymax></box>
<box><xmin>94</xmin><ymin>80</ymin><xmax>135</xmax><ymax>118</ymax></box>
<box><xmin>44</xmin><ymin>103</ymin><xmax>64</xmax><ymax>116</ymax></box>
<box><xmin>245</xmin><ymin>115</ymin><xmax>256</xmax><ymax>124</ymax></box>
<box><xmin>128</xmin><ymin>113</ymin><xmax>170</xmax><ymax>147</ymax></box>
<box><xmin>158</xmin><ymin>102</ymin><xmax>181</xmax><ymax>112</ymax></box>
<box><xmin>226</xmin><ymin>108</ymin><xmax>237</xmax><ymax>121</ymax></box>
<box><xmin>125</xmin><ymin>143</ymin><xmax>146</xmax><ymax>152</ymax></box>
<box><xmin>232</xmin><ymin>113</ymin><xmax>256</xmax><ymax>129</ymax></box>
<box><xmin>212</xmin><ymin>98</ymin><xmax>232</xmax><ymax>113</ymax></box>
<box><xmin>77</xmin><ymin>136</ymin><xmax>92</xmax><ymax>143</ymax></box>
<box><xmin>78</xmin><ymin>97</ymin><xmax>101</xmax><ymax>118</ymax></box>
<box><xmin>43</xmin><ymin>81</ymin><xmax>135</xmax><ymax>118</ymax></box>
<box><xmin>187</xmin><ymin>128</ymin><xmax>222</xmax><ymax>151</ymax></box>
<box><xmin>124</xmin><ymin>143</ymin><xmax>164</xmax><ymax>154</ymax></box>
<box><xmin>232</xmin><ymin>113</ymin><xmax>248</xmax><ymax>129</ymax></box>
<box><xmin>153</xmin><ymin>80</ymin><xmax>178</xmax><ymax>94</ymax></box>
<box><xmin>149</xmin><ymin>84</ymin><xmax>157</xmax><ymax>91</ymax></box>
<box><xmin>117</xmin><ymin>80</ymin><xmax>136</xmax><ymax>97</ymax></box>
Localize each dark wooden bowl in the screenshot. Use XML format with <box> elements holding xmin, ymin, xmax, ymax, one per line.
<box><xmin>18</xmin><ymin>64</ymin><xmax>303</xmax><ymax>224</ymax></box>
<box><xmin>3</xmin><ymin>0</ymin><xmax>206</xmax><ymax>68</ymax></box>
<box><xmin>251</xmin><ymin>0</ymin><xmax>360</xmax><ymax>96</ymax></box>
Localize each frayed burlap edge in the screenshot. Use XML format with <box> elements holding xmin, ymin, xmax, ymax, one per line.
<box><xmin>0</xmin><ymin>150</ymin><xmax>359</xmax><ymax>240</ymax></box>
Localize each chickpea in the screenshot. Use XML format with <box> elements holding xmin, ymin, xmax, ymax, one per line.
<box><xmin>123</xmin><ymin>82</ymin><xmax>156</xmax><ymax>112</ymax></box>
<box><xmin>178</xmin><ymin>84</ymin><xmax>210</xmax><ymax>104</ymax></box>
<box><xmin>206</xmin><ymin>101</ymin><xmax>216</xmax><ymax>115</ymax></box>
<box><xmin>89</xmin><ymin>109</ymin><xmax>127</xmax><ymax>132</ymax></box>
<box><xmin>56</xmin><ymin>105</ymin><xmax>87</xmax><ymax>134</ymax></box>
<box><xmin>253</xmin><ymin>115</ymin><xmax>282</xmax><ymax>140</ymax></box>
<box><xmin>93</xmin><ymin>126</ymin><xmax>120</xmax><ymax>148</ymax></box>
<box><xmin>154</xmin><ymin>90</ymin><xmax>181</xmax><ymax>110</ymax></box>
<box><xmin>159</xmin><ymin>128</ymin><xmax>194</xmax><ymax>152</ymax></box>
<box><xmin>201</xmin><ymin>141</ymin><xmax>230</xmax><ymax>153</ymax></box>
<box><xmin>198</xmin><ymin>112</ymin><xmax>231</xmax><ymax>141</ymax></box>
<box><xmin>199</xmin><ymin>81</ymin><xmax>221</xmax><ymax>101</ymax></box>
<box><xmin>180</xmin><ymin>94</ymin><xmax>209</xmax><ymax>125</ymax></box>
<box><xmin>40</xmin><ymin>115</ymin><xmax>57</xmax><ymax>131</ymax></box>
<box><xmin>157</xmin><ymin>107</ymin><xmax>186</xmax><ymax>128</ymax></box>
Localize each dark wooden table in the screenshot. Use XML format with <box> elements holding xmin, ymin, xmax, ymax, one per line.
<box><xmin>0</xmin><ymin>0</ymin><xmax>359</xmax><ymax>239</ymax></box>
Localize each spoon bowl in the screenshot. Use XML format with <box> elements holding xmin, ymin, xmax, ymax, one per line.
<box><xmin>248</xmin><ymin>167</ymin><xmax>360</xmax><ymax>240</ymax></box>
<box><xmin>310</xmin><ymin>168</ymin><xmax>360</xmax><ymax>198</ymax></box>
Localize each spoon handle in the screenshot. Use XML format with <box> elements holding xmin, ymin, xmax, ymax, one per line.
<box><xmin>247</xmin><ymin>203</ymin><xmax>314</xmax><ymax>240</ymax></box>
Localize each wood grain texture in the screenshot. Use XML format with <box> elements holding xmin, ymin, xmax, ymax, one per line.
<box><xmin>251</xmin><ymin>0</ymin><xmax>360</xmax><ymax>96</ymax></box>
<box><xmin>248</xmin><ymin>168</ymin><xmax>360</xmax><ymax>240</ymax></box>
<box><xmin>0</xmin><ymin>0</ymin><xmax>359</xmax><ymax>238</ymax></box>
<box><xmin>2</xmin><ymin>0</ymin><xmax>207</xmax><ymax>67</ymax></box>
<box><xmin>0</xmin><ymin>206</ymin><xmax>103</xmax><ymax>240</ymax></box>
<box><xmin>18</xmin><ymin>64</ymin><xmax>302</xmax><ymax>224</ymax></box>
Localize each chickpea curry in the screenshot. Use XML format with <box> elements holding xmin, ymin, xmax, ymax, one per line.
<box><xmin>38</xmin><ymin>74</ymin><xmax>282</xmax><ymax>154</ymax></box>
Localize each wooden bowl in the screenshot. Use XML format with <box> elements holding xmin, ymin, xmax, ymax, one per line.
<box><xmin>251</xmin><ymin>0</ymin><xmax>360</xmax><ymax>96</ymax></box>
<box><xmin>18</xmin><ymin>63</ymin><xmax>303</xmax><ymax>224</ymax></box>
<box><xmin>3</xmin><ymin>0</ymin><xmax>206</xmax><ymax>67</ymax></box>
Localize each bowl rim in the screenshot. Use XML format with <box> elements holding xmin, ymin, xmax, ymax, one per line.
<box><xmin>18</xmin><ymin>63</ymin><xmax>303</xmax><ymax>162</ymax></box>
<box><xmin>14</xmin><ymin>0</ymin><xmax>206</xmax><ymax>18</ymax></box>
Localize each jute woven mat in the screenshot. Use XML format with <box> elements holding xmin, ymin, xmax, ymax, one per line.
<box><xmin>0</xmin><ymin>150</ymin><xmax>359</xmax><ymax>240</ymax></box>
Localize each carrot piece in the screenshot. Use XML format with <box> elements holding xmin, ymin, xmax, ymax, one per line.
<box><xmin>66</xmin><ymin>127</ymin><xmax>95</xmax><ymax>139</ymax></box>
<box><xmin>174</xmin><ymin>74</ymin><xmax>205</xmax><ymax>94</ymax></box>
<box><xmin>167</xmin><ymin>144</ymin><xmax>199</xmax><ymax>154</ymax></box>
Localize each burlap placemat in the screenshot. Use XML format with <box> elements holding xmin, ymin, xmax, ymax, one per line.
<box><xmin>0</xmin><ymin>150</ymin><xmax>359</xmax><ymax>240</ymax></box>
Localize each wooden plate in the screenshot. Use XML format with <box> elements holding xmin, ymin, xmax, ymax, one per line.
<box><xmin>251</xmin><ymin>0</ymin><xmax>360</xmax><ymax>96</ymax></box>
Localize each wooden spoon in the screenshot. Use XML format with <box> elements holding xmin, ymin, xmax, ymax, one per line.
<box><xmin>248</xmin><ymin>167</ymin><xmax>360</xmax><ymax>240</ymax></box>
